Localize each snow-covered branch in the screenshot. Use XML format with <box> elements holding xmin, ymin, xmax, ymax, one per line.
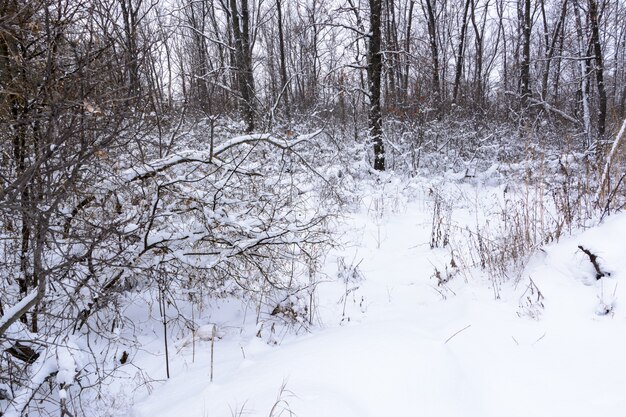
<box><xmin>0</xmin><ymin>283</ymin><xmax>45</xmax><ymax>338</ymax></box>
<box><xmin>125</xmin><ymin>130</ymin><xmax>321</xmax><ymax>183</ymax></box>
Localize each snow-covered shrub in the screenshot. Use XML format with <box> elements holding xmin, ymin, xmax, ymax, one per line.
<box><xmin>0</xmin><ymin>116</ymin><xmax>338</xmax><ymax>416</ymax></box>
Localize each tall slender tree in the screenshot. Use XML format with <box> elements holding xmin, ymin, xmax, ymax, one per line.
<box><xmin>452</xmin><ymin>0</ymin><xmax>472</xmax><ymax>104</ymax></box>
<box><xmin>588</xmin><ymin>0</ymin><xmax>607</xmax><ymax>139</ymax></box>
<box><xmin>229</xmin><ymin>0</ymin><xmax>256</xmax><ymax>131</ymax></box>
<box><xmin>369</xmin><ymin>0</ymin><xmax>385</xmax><ymax>170</ymax></box>
<box><xmin>520</xmin><ymin>0</ymin><xmax>532</xmax><ymax>102</ymax></box>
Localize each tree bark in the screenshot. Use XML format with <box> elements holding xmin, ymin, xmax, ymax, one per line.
<box><xmin>588</xmin><ymin>0</ymin><xmax>607</xmax><ymax>139</ymax></box>
<box><xmin>229</xmin><ymin>0</ymin><xmax>256</xmax><ymax>132</ymax></box>
<box><xmin>119</xmin><ymin>0</ymin><xmax>142</xmax><ymax>97</ymax></box>
<box><xmin>520</xmin><ymin>0</ymin><xmax>532</xmax><ymax>102</ymax></box>
<box><xmin>276</xmin><ymin>0</ymin><xmax>290</xmax><ymax>119</ymax></box>
<box><xmin>422</xmin><ymin>0</ymin><xmax>441</xmax><ymax>103</ymax></box>
<box><xmin>473</xmin><ymin>0</ymin><xmax>486</xmax><ymax>105</ymax></box>
<box><xmin>541</xmin><ymin>0</ymin><xmax>568</xmax><ymax>101</ymax></box>
<box><xmin>452</xmin><ymin>0</ymin><xmax>472</xmax><ymax>104</ymax></box>
<box><xmin>369</xmin><ymin>0</ymin><xmax>385</xmax><ymax>170</ymax></box>
<box><xmin>403</xmin><ymin>0</ymin><xmax>415</xmax><ymax>98</ymax></box>
<box><xmin>573</xmin><ymin>0</ymin><xmax>591</xmax><ymax>145</ymax></box>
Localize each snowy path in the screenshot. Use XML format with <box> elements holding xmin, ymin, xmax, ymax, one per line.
<box><xmin>133</xmin><ymin>191</ymin><xmax>626</xmax><ymax>417</ymax></box>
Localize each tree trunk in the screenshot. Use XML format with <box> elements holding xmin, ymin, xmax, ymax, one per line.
<box><xmin>588</xmin><ymin>0</ymin><xmax>607</xmax><ymax>139</ymax></box>
<box><xmin>497</xmin><ymin>0</ymin><xmax>508</xmax><ymax>93</ymax></box>
<box><xmin>369</xmin><ymin>0</ymin><xmax>385</xmax><ymax>170</ymax></box>
<box><xmin>119</xmin><ymin>0</ymin><xmax>142</xmax><ymax>97</ymax></box>
<box><xmin>403</xmin><ymin>0</ymin><xmax>415</xmax><ymax>99</ymax></box>
<box><xmin>553</xmin><ymin>14</ymin><xmax>566</xmax><ymax>103</ymax></box>
<box><xmin>520</xmin><ymin>0</ymin><xmax>532</xmax><ymax>102</ymax></box>
<box><xmin>453</xmin><ymin>0</ymin><xmax>472</xmax><ymax>104</ymax></box>
<box><xmin>276</xmin><ymin>0</ymin><xmax>290</xmax><ymax>119</ymax></box>
<box><xmin>229</xmin><ymin>0</ymin><xmax>256</xmax><ymax>132</ymax></box>
<box><xmin>470</xmin><ymin>0</ymin><xmax>485</xmax><ymax>105</ymax></box>
<box><xmin>384</xmin><ymin>0</ymin><xmax>400</xmax><ymax>106</ymax></box>
<box><xmin>573</xmin><ymin>0</ymin><xmax>591</xmax><ymax>145</ymax></box>
<box><xmin>422</xmin><ymin>0</ymin><xmax>441</xmax><ymax>103</ymax></box>
<box><xmin>541</xmin><ymin>0</ymin><xmax>568</xmax><ymax>101</ymax></box>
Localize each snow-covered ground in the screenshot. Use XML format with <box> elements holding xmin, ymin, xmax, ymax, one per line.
<box><xmin>126</xmin><ymin>176</ymin><xmax>626</xmax><ymax>417</ymax></box>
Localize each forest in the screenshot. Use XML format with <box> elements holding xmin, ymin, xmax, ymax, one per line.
<box><xmin>1</xmin><ymin>0</ymin><xmax>626</xmax><ymax>416</ymax></box>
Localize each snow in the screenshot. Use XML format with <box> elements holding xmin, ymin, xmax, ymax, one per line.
<box><xmin>4</xmin><ymin>355</ymin><xmax>57</xmax><ymax>417</ymax></box>
<box><xmin>127</xmin><ymin>178</ymin><xmax>626</xmax><ymax>417</ymax></box>
<box><xmin>55</xmin><ymin>344</ymin><xmax>77</xmax><ymax>387</ymax></box>
<box><xmin>0</xmin><ymin>384</ymin><xmax>12</xmax><ymax>401</ymax></box>
<box><xmin>2</xmin><ymin>335</ymin><xmax>88</xmax><ymax>417</ymax></box>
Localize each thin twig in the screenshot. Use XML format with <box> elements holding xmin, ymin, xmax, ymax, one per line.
<box><xmin>532</xmin><ymin>332</ymin><xmax>547</xmax><ymax>346</ymax></box>
<box><xmin>210</xmin><ymin>324</ymin><xmax>216</xmax><ymax>382</ymax></box>
<box><xmin>444</xmin><ymin>324</ymin><xmax>472</xmax><ymax>344</ymax></box>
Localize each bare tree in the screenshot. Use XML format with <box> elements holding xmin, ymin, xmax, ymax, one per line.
<box><xmin>421</xmin><ymin>0</ymin><xmax>442</xmax><ymax>106</ymax></box>
<box><xmin>369</xmin><ymin>0</ymin><xmax>386</xmax><ymax>170</ymax></box>
<box><xmin>520</xmin><ymin>0</ymin><xmax>532</xmax><ymax>102</ymax></box>
<box><xmin>452</xmin><ymin>0</ymin><xmax>472</xmax><ymax>104</ymax></box>
<box><xmin>228</xmin><ymin>0</ymin><xmax>256</xmax><ymax>131</ymax></box>
<box><xmin>276</xmin><ymin>0</ymin><xmax>290</xmax><ymax>119</ymax></box>
<box><xmin>587</xmin><ymin>0</ymin><xmax>607</xmax><ymax>140</ymax></box>
<box><xmin>540</xmin><ymin>0</ymin><xmax>568</xmax><ymax>101</ymax></box>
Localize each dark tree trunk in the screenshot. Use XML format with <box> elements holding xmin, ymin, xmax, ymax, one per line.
<box><xmin>520</xmin><ymin>0</ymin><xmax>532</xmax><ymax>102</ymax></box>
<box><xmin>541</xmin><ymin>0</ymin><xmax>568</xmax><ymax>101</ymax></box>
<box><xmin>588</xmin><ymin>0</ymin><xmax>607</xmax><ymax>138</ymax></box>
<box><xmin>497</xmin><ymin>0</ymin><xmax>508</xmax><ymax>92</ymax></box>
<box><xmin>470</xmin><ymin>0</ymin><xmax>485</xmax><ymax>105</ymax></box>
<box><xmin>229</xmin><ymin>0</ymin><xmax>256</xmax><ymax>132</ymax></box>
<box><xmin>423</xmin><ymin>0</ymin><xmax>441</xmax><ymax>103</ymax></box>
<box><xmin>119</xmin><ymin>0</ymin><xmax>142</xmax><ymax>97</ymax></box>
<box><xmin>369</xmin><ymin>0</ymin><xmax>385</xmax><ymax>171</ymax></box>
<box><xmin>453</xmin><ymin>0</ymin><xmax>472</xmax><ymax>104</ymax></box>
<box><xmin>276</xmin><ymin>0</ymin><xmax>290</xmax><ymax>119</ymax></box>
<box><xmin>553</xmin><ymin>16</ymin><xmax>566</xmax><ymax>103</ymax></box>
<box><xmin>187</xmin><ymin>2</ymin><xmax>210</xmax><ymax>108</ymax></box>
<box><xmin>403</xmin><ymin>0</ymin><xmax>415</xmax><ymax>99</ymax></box>
<box><xmin>384</xmin><ymin>0</ymin><xmax>400</xmax><ymax>106</ymax></box>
